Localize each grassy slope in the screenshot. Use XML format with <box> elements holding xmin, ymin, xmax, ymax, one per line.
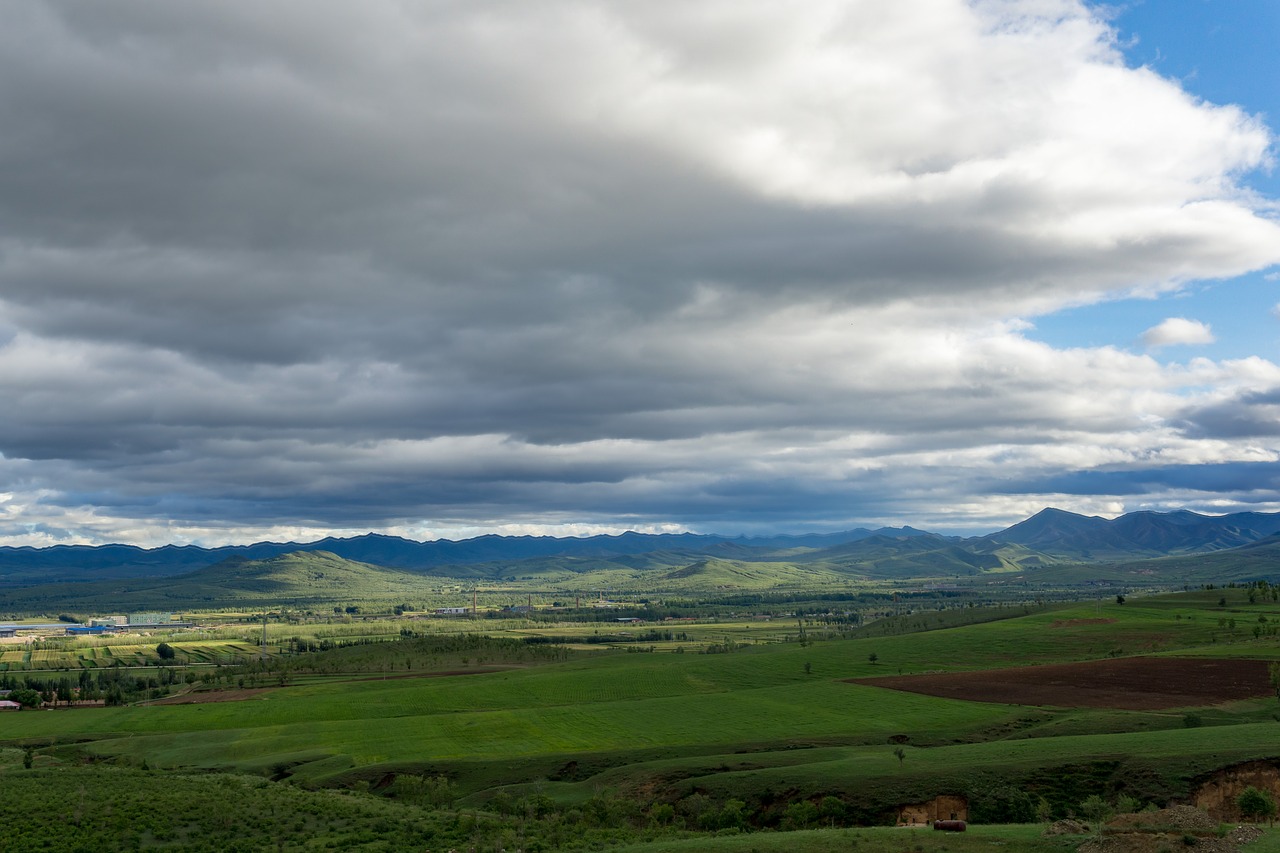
<box><xmin>1022</xmin><ymin>539</ymin><xmax>1280</xmax><ymax>585</ymax></box>
<box><xmin>0</xmin><ymin>755</ymin><xmax>491</xmax><ymax>853</ymax></box>
<box><xmin>0</xmin><ymin>551</ymin><xmax>439</xmax><ymax>611</ymax></box>
<box><xmin>5</xmin><ymin>535</ymin><xmax>1279</xmax><ymax>616</ymax></box>
<box><xmin>3</xmin><ymin>593</ymin><xmax>1278</xmax><ymax>807</ymax></box>
<box><xmin>4</xmin><ymin>646</ymin><xmax>1025</xmax><ymax>765</ymax></box>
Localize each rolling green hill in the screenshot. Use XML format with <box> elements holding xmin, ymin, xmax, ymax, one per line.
<box><xmin>5</xmin><ymin>524</ymin><xmax>1280</xmax><ymax>617</ymax></box>
<box><xmin>0</xmin><ymin>551</ymin><xmax>438</xmax><ymax>612</ymax></box>
<box><xmin>8</xmin><ymin>508</ymin><xmax>1280</xmax><ymax>593</ymax></box>
<box><xmin>1018</xmin><ymin>536</ymin><xmax>1280</xmax><ymax>586</ymax></box>
<box><xmin>6</xmin><ymin>588</ymin><xmax>1280</xmax><ymax>850</ymax></box>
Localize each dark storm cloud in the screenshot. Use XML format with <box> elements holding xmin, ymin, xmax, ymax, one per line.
<box><xmin>1007</xmin><ymin>461</ymin><xmax>1280</xmax><ymax>498</ymax></box>
<box><xmin>1</xmin><ymin>1</ymin><xmax>1279</xmax><ymax>545</ymax></box>
<box><xmin>1175</xmin><ymin>388</ymin><xmax>1280</xmax><ymax>439</ymax></box>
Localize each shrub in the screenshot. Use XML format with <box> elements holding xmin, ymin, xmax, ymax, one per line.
<box><xmin>969</xmin><ymin>784</ymin><xmax>1037</xmax><ymax>824</ymax></box>
<box><xmin>1237</xmin><ymin>787</ymin><xmax>1276</xmax><ymax>822</ymax></box>
<box><xmin>1079</xmin><ymin>794</ymin><xmax>1113</xmax><ymax>825</ymax></box>
<box><xmin>9</xmin><ymin>688</ymin><xmax>41</xmax><ymax>708</ymax></box>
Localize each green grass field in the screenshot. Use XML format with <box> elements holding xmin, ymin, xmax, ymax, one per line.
<box><xmin>4</xmin><ymin>587</ymin><xmax>1280</xmax><ymax>849</ymax></box>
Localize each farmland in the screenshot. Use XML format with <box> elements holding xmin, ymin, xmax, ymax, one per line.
<box><xmin>2</xmin><ymin>585</ymin><xmax>1280</xmax><ymax>850</ymax></box>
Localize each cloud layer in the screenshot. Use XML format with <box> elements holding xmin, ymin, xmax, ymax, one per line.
<box><xmin>1</xmin><ymin>1</ymin><xmax>1279</xmax><ymax>545</ymax></box>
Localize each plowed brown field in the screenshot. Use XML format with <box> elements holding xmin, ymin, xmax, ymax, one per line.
<box><xmin>850</xmin><ymin>657</ymin><xmax>1272</xmax><ymax>710</ymax></box>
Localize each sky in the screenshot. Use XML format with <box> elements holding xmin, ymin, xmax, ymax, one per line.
<box><xmin>1</xmin><ymin>0</ymin><xmax>1279</xmax><ymax>548</ymax></box>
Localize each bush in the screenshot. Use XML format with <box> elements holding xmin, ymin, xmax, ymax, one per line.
<box><xmin>1237</xmin><ymin>787</ymin><xmax>1276</xmax><ymax>822</ymax></box>
<box><xmin>969</xmin><ymin>784</ymin><xmax>1037</xmax><ymax>824</ymax></box>
<box><xmin>783</xmin><ymin>800</ymin><xmax>818</xmax><ymax>830</ymax></box>
<box><xmin>1079</xmin><ymin>794</ymin><xmax>1113</xmax><ymax>824</ymax></box>
<box><xmin>9</xmin><ymin>688</ymin><xmax>41</xmax><ymax>708</ymax></box>
<box><xmin>1116</xmin><ymin>794</ymin><xmax>1141</xmax><ymax>815</ymax></box>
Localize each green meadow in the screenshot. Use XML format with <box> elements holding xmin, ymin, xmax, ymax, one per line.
<box><xmin>3</xmin><ymin>588</ymin><xmax>1280</xmax><ymax>849</ymax></box>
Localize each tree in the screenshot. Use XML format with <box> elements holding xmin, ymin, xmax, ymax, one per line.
<box><xmin>648</xmin><ymin>803</ymin><xmax>675</xmax><ymax>826</ymax></box>
<box><xmin>1079</xmin><ymin>794</ymin><xmax>1113</xmax><ymax>825</ymax></box>
<box><xmin>1115</xmin><ymin>594</ymin><xmax>1125</xmax><ymax>605</ymax></box>
<box><xmin>868</xmin><ymin>652</ymin><xmax>878</xmax><ymax>665</ymax></box>
<box><xmin>156</xmin><ymin>642</ymin><xmax>176</xmax><ymax>660</ymax></box>
<box><xmin>969</xmin><ymin>784</ymin><xmax>1037</xmax><ymax>824</ymax></box>
<box><xmin>1115</xmin><ymin>794</ymin><xmax>1141</xmax><ymax>815</ymax></box>
<box><xmin>893</xmin><ymin>747</ymin><xmax>906</xmax><ymax>765</ymax></box>
<box><xmin>818</xmin><ymin>795</ymin><xmax>847</xmax><ymax>827</ymax></box>
<box><xmin>783</xmin><ymin>800</ymin><xmax>817</xmax><ymax>830</ymax></box>
<box><xmin>718</xmin><ymin>798</ymin><xmax>746</xmax><ymax>829</ymax></box>
<box><xmin>9</xmin><ymin>687</ymin><xmax>41</xmax><ymax>708</ymax></box>
<box><xmin>1237</xmin><ymin>787</ymin><xmax>1277</xmax><ymax>824</ymax></box>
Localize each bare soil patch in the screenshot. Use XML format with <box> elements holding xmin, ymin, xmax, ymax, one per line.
<box><xmin>850</xmin><ymin>657</ymin><xmax>1271</xmax><ymax>710</ymax></box>
<box><xmin>1076</xmin><ymin>806</ymin><xmax>1248</xmax><ymax>853</ymax></box>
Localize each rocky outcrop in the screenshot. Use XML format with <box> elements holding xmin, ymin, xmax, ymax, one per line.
<box><xmin>896</xmin><ymin>794</ymin><xmax>967</xmax><ymax>826</ymax></box>
<box><xmin>1192</xmin><ymin>760</ymin><xmax>1280</xmax><ymax>821</ymax></box>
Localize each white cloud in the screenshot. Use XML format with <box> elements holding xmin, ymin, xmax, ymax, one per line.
<box><xmin>0</xmin><ymin>1</ymin><xmax>1278</xmax><ymax>544</ymax></box>
<box><xmin>1141</xmin><ymin>317</ymin><xmax>1217</xmax><ymax>349</ymax></box>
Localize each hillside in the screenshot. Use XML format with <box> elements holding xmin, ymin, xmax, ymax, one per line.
<box><xmin>7</xmin><ymin>589</ymin><xmax>1280</xmax><ymax>851</ymax></box>
<box><xmin>0</xmin><ymin>551</ymin><xmax>436</xmax><ymax>612</ymax></box>
<box><xmin>794</xmin><ymin>533</ymin><xmax>1026</xmax><ymax>577</ymax></box>
<box><xmin>6</xmin><ymin>509</ymin><xmax>1280</xmax><ymax>588</ymax></box>
<box><xmin>1024</xmin><ymin>535</ymin><xmax>1280</xmax><ymax>586</ymax></box>
<box><xmin>5</xmin><ymin>508</ymin><xmax>1280</xmax><ymax>613</ymax></box>
<box><xmin>0</xmin><ymin>528</ymin><xmax>912</xmax><ymax>584</ymax></box>
<box><xmin>985</xmin><ymin>507</ymin><xmax>1280</xmax><ymax>560</ymax></box>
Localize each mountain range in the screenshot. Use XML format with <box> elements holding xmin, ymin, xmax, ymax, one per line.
<box><xmin>0</xmin><ymin>526</ymin><xmax>929</xmax><ymax>584</ymax></box>
<box><xmin>4</xmin><ymin>507</ymin><xmax>1280</xmax><ymax>588</ymax></box>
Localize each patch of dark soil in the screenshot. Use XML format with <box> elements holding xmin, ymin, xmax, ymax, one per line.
<box><xmin>849</xmin><ymin>658</ymin><xmax>1271</xmax><ymax>710</ymax></box>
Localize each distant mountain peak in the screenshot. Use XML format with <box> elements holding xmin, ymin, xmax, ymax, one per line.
<box><xmin>7</xmin><ymin>507</ymin><xmax>1280</xmax><ymax>587</ymax></box>
<box><xmin>990</xmin><ymin>506</ymin><xmax>1280</xmax><ymax>559</ymax></box>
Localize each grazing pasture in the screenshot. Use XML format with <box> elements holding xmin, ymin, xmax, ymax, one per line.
<box><xmin>3</xmin><ymin>586</ymin><xmax>1280</xmax><ymax>849</ymax></box>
